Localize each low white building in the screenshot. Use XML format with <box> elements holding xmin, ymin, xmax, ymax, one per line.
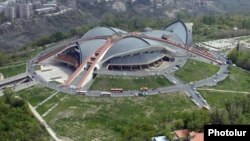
<box><xmin>0</xmin><ymin>5</ymin><xmax>4</xmax><ymax>14</ymax></box>
<box><xmin>151</xmin><ymin>136</ymin><xmax>169</xmax><ymax>141</ymax></box>
<box><xmin>35</xmin><ymin>7</ymin><xmax>56</xmax><ymax>15</ymax></box>
<box><xmin>4</xmin><ymin>6</ymin><xmax>16</xmax><ymax>19</ymax></box>
<box><xmin>200</xmin><ymin>39</ymin><xmax>237</xmax><ymax>51</ymax></box>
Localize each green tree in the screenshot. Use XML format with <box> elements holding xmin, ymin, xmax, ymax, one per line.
<box><xmin>0</xmin><ymin>51</ymin><xmax>8</xmax><ymax>66</ymax></box>
<box><xmin>182</xmin><ymin>110</ymin><xmax>210</xmax><ymax>131</ymax></box>
<box><xmin>52</xmin><ymin>31</ymin><xmax>65</xmax><ymax>42</ymax></box>
<box><xmin>236</xmin><ymin>41</ymin><xmax>240</xmax><ymax>51</ymax></box>
<box><xmin>174</xmin><ymin>119</ymin><xmax>184</xmax><ymax>129</ymax></box>
<box><xmin>210</xmin><ymin>107</ymin><xmax>230</xmax><ymax>124</ymax></box>
<box><xmin>0</xmin><ymin>89</ymin><xmax>50</xmax><ymax>141</ymax></box>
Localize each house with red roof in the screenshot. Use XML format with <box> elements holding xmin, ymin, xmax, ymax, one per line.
<box><xmin>173</xmin><ymin>129</ymin><xmax>204</xmax><ymax>141</ymax></box>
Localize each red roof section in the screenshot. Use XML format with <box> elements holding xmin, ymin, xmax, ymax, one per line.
<box><xmin>190</xmin><ymin>133</ymin><xmax>204</xmax><ymax>141</ymax></box>
<box><xmin>189</xmin><ymin>131</ymin><xmax>197</xmax><ymax>137</ymax></box>
<box><xmin>174</xmin><ymin>129</ymin><xmax>189</xmax><ymax>138</ymax></box>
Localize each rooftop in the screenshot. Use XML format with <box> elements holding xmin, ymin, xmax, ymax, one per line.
<box><xmin>174</xmin><ymin>129</ymin><xmax>189</xmax><ymax>139</ymax></box>
<box><xmin>190</xmin><ymin>133</ymin><xmax>204</xmax><ymax>141</ymax></box>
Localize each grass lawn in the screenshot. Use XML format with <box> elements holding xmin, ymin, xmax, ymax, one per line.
<box><xmin>36</xmin><ymin>93</ymin><xmax>66</xmax><ymax>115</ymax></box>
<box><xmin>174</xmin><ymin>59</ymin><xmax>219</xmax><ymax>83</ymax></box>
<box><xmin>43</xmin><ymin>92</ymin><xmax>196</xmax><ymax>141</ymax></box>
<box><xmin>34</xmin><ymin>64</ymin><xmax>41</xmax><ymax>71</ymax></box>
<box><xmin>199</xmin><ymin>66</ymin><xmax>250</xmax><ymax>108</ymax></box>
<box><xmin>0</xmin><ymin>64</ymin><xmax>26</xmax><ymax>78</ymax></box>
<box><xmin>49</xmin><ymin>81</ymin><xmax>62</xmax><ymax>85</ymax></box>
<box><xmin>212</xmin><ymin>67</ymin><xmax>250</xmax><ymax>92</ymax></box>
<box><xmin>90</xmin><ymin>75</ymin><xmax>172</xmax><ymax>91</ymax></box>
<box><xmin>17</xmin><ymin>85</ymin><xmax>56</xmax><ymax>106</ymax></box>
<box><xmin>235</xmin><ymin>35</ymin><xmax>250</xmax><ymax>41</ymax></box>
<box><xmin>199</xmin><ymin>90</ymin><xmax>246</xmax><ymax>108</ymax></box>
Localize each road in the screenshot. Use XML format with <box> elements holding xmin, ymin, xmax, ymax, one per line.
<box><xmin>163</xmin><ymin>73</ymin><xmax>209</xmax><ymax>108</ymax></box>
<box><xmin>86</xmin><ymin>50</ymin><xmax>228</xmax><ymax>109</ymax></box>
<box><xmin>23</xmin><ymin>34</ymin><xmax>230</xmax><ymax>109</ymax></box>
<box><xmin>0</xmin><ymin>73</ymin><xmax>35</xmax><ymax>90</ymax></box>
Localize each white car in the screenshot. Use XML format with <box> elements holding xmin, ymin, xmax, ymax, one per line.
<box><xmin>69</xmin><ymin>85</ymin><xmax>76</xmax><ymax>89</ymax></box>
<box><xmin>172</xmin><ymin>80</ymin><xmax>177</xmax><ymax>84</ymax></box>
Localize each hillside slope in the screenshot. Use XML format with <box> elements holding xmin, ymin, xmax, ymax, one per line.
<box><xmin>0</xmin><ymin>11</ymin><xmax>98</xmax><ymax>51</ymax></box>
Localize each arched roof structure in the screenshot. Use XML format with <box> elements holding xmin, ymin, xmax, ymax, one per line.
<box><xmin>164</xmin><ymin>20</ymin><xmax>193</xmax><ymax>47</ymax></box>
<box><xmin>102</xmin><ymin>36</ymin><xmax>150</xmax><ymax>60</ymax></box>
<box><xmin>81</xmin><ymin>27</ymin><xmax>127</xmax><ymax>39</ymax></box>
<box><xmin>78</xmin><ymin>39</ymin><xmax>107</xmax><ymax>63</ymax></box>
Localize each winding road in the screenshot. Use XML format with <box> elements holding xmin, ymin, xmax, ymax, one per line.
<box><xmin>22</xmin><ymin>34</ymin><xmax>231</xmax><ymax>109</ymax></box>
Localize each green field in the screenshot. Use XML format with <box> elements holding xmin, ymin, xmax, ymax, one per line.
<box><xmin>40</xmin><ymin>92</ymin><xmax>196</xmax><ymax>141</ymax></box>
<box><xmin>0</xmin><ymin>64</ymin><xmax>26</xmax><ymax>78</ymax></box>
<box><xmin>174</xmin><ymin>59</ymin><xmax>219</xmax><ymax>83</ymax></box>
<box><xmin>199</xmin><ymin>90</ymin><xmax>246</xmax><ymax>107</ymax></box>
<box><xmin>213</xmin><ymin>67</ymin><xmax>250</xmax><ymax>92</ymax></box>
<box><xmin>199</xmin><ymin>66</ymin><xmax>250</xmax><ymax>107</ymax></box>
<box><xmin>18</xmin><ymin>86</ymin><xmax>196</xmax><ymax>140</ymax></box>
<box><xmin>235</xmin><ymin>35</ymin><xmax>250</xmax><ymax>41</ymax></box>
<box><xmin>90</xmin><ymin>75</ymin><xmax>172</xmax><ymax>91</ymax></box>
<box><xmin>18</xmin><ymin>85</ymin><xmax>56</xmax><ymax>106</ymax></box>
<box><xmin>36</xmin><ymin>93</ymin><xmax>66</xmax><ymax>115</ymax></box>
<box><xmin>17</xmin><ymin>85</ymin><xmax>67</xmax><ymax>118</ymax></box>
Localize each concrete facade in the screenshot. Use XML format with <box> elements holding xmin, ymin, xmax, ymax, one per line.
<box><xmin>19</xmin><ymin>3</ymin><xmax>32</xmax><ymax>19</ymax></box>
<box><xmin>4</xmin><ymin>6</ymin><xmax>16</xmax><ymax>19</ymax></box>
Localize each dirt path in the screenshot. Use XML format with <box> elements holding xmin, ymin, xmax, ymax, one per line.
<box><xmin>198</xmin><ymin>88</ymin><xmax>250</xmax><ymax>94</ymax></box>
<box><xmin>34</xmin><ymin>91</ymin><xmax>59</xmax><ymax>109</ymax></box>
<box><xmin>42</xmin><ymin>95</ymin><xmax>67</xmax><ymax>117</ymax></box>
<box><xmin>0</xmin><ymin>62</ymin><xmax>27</xmax><ymax>69</ymax></box>
<box><xmin>0</xmin><ymin>73</ymin><xmax>4</xmax><ymax>80</ymax></box>
<box><xmin>28</xmin><ymin>103</ymin><xmax>61</xmax><ymax>141</ymax></box>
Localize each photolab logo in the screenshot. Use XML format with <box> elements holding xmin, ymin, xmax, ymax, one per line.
<box><xmin>204</xmin><ymin>125</ymin><xmax>250</xmax><ymax>141</ymax></box>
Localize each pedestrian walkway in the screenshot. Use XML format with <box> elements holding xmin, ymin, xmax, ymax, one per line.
<box><xmin>0</xmin><ymin>73</ymin><xmax>4</xmax><ymax>81</ymax></box>
<box><xmin>198</xmin><ymin>88</ymin><xmax>250</xmax><ymax>94</ymax></box>
<box><xmin>0</xmin><ymin>90</ymin><xmax>3</xmax><ymax>96</ymax></box>
<box><xmin>28</xmin><ymin>103</ymin><xmax>61</xmax><ymax>141</ymax></box>
<box><xmin>34</xmin><ymin>91</ymin><xmax>59</xmax><ymax>109</ymax></box>
<box><xmin>42</xmin><ymin>95</ymin><xmax>67</xmax><ymax>117</ymax></box>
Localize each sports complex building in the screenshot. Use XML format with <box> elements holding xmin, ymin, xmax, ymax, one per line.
<box><xmin>34</xmin><ymin>20</ymin><xmax>197</xmax><ymax>90</ymax></box>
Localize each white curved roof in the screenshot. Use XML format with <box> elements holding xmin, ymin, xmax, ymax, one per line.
<box><xmin>82</xmin><ymin>27</ymin><xmax>117</xmax><ymax>39</ymax></box>
<box><xmin>102</xmin><ymin>37</ymin><xmax>150</xmax><ymax>60</ymax></box>
<box><xmin>81</xmin><ymin>27</ymin><xmax>127</xmax><ymax>39</ymax></box>
<box><xmin>78</xmin><ymin>39</ymin><xmax>106</xmax><ymax>62</ymax></box>
<box><xmin>143</xmin><ymin>30</ymin><xmax>184</xmax><ymax>45</ymax></box>
<box><xmin>164</xmin><ymin>20</ymin><xmax>192</xmax><ymax>47</ymax></box>
<box><xmin>110</xmin><ymin>27</ymin><xmax>127</xmax><ymax>34</ymax></box>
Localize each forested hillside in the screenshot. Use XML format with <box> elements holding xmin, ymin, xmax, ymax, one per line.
<box><xmin>0</xmin><ymin>89</ymin><xmax>50</xmax><ymax>141</ymax></box>
<box><xmin>216</xmin><ymin>0</ymin><xmax>250</xmax><ymax>13</ymax></box>
<box><xmin>228</xmin><ymin>45</ymin><xmax>250</xmax><ymax>70</ymax></box>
